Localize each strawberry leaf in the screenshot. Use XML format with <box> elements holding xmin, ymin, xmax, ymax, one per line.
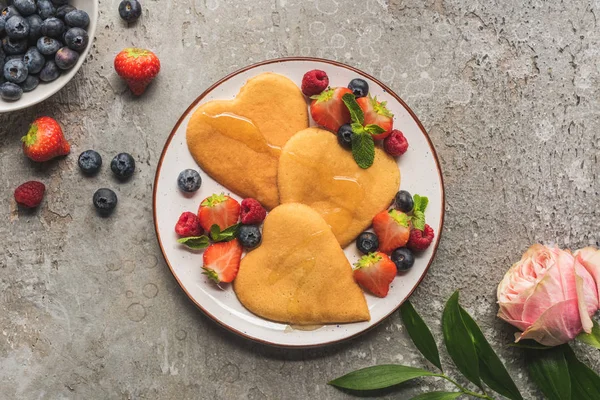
<box><xmin>342</xmin><ymin>93</ymin><xmax>365</xmax><ymax>125</ymax></box>
<box><xmin>177</xmin><ymin>235</ymin><xmax>210</xmax><ymax>250</ymax></box>
<box><xmin>210</xmin><ymin>223</ymin><xmax>240</xmax><ymax>242</ymax></box>
<box><xmin>351</xmin><ymin>132</ymin><xmax>375</xmax><ymax>169</ymax></box>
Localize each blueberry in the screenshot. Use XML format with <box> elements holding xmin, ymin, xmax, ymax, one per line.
<box><xmin>356</xmin><ymin>232</ymin><xmax>379</xmax><ymax>254</ymax></box>
<box><xmin>1</xmin><ymin>6</ymin><xmax>21</xmax><ymax>21</ymax></box>
<box><xmin>51</xmin><ymin>0</ymin><xmax>70</xmax><ymax>5</ymax></box>
<box><xmin>394</xmin><ymin>190</ymin><xmax>414</xmax><ymax>213</ymax></box>
<box><xmin>2</xmin><ymin>36</ymin><xmax>27</xmax><ymax>55</ymax></box>
<box><xmin>19</xmin><ymin>74</ymin><xmax>38</xmax><ymax>91</ymax></box>
<box><xmin>177</xmin><ymin>169</ymin><xmax>202</xmax><ymax>193</ymax></box>
<box><xmin>93</xmin><ymin>188</ymin><xmax>118</xmax><ymax>217</ymax></box>
<box><xmin>337</xmin><ymin>123</ymin><xmax>354</xmax><ymax>149</ymax></box>
<box><xmin>54</xmin><ymin>46</ymin><xmax>78</xmax><ymax>70</ymax></box>
<box><xmin>37</xmin><ymin>36</ymin><xmax>61</xmax><ymax>55</ymax></box>
<box><xmin>0</xmin><ymin>47</ymin><xmax>5</xmax><ymax>70</ymax></box>
<box><xmin>64</xmin><ymin>9</ymin><xmax>89</xmax><ymax>28</ymax></box>
<box><xmin>26</xmin><ymin>14</ymin><xmax>42</xmax><ymax>41</ymax></box>
<box><xmin>12</xmin><ymin>0</ymin><xmax>36</xmax><ymax>16</ymax></box>
<box><xmin>64</xmin><ymin>27</ymin><xmax>88</xmax><ymax>52</ymax></box>
<box><xmin>36</xmin><ymin>0</ymin><xmax>56</xmax><ymax>20</ymax></box>
<box><xmin>78</xmin><ymin>150</ymin><xmax>102</xmax><ymax>175</ymax></box>
<box><xmin>0</xmin><ymin>81</ymin><xmax>22</xmax><ymax>101</ymax></box>
<box><xmin>5</xmin><ymin>15</ymin><xmax>30</xmax><ymax>39</ymax></box>
<box><xmin>119</xmin><ymin>0</ymin><xmax>142</xmax><ymax>22</ymax></box>
<box><xmin>3</xmin><ymin>58</ymin><xmax>27</xmax><ymax>83</ymax></box>
<box><xmin>41</xmin><ymin>17</ymin><xmax>64</xmax><ymax>38</ymax></box>
<box><xmin>111</xmin><ymin>153</ymin><xmax>135</xmax><ymax>180</ymax></box>
<box><xmin>391</xmin><ymin>247</ymin><xmax>415</xmax><ymax>272</ymax></box>
<box><xmin>5</xmin><ymin>54</ymin><xmax>23</xmax><ymax>62</ymax></box>
<box><xmin>39</xmin><ymin>59</ymin><xmax>59</xmax><ymax>82</ymax></box>
<box><xmin>55</xmin><ymin>5</ymin><xmax>74</xmax><ymax>19</ymax></box>
<box><xmin>348</xmin><ymin>78</ymin><xmax>369</xmax><ymax>98</ymax></box>
<box><xmin>23</xmin><ymin>47</ymin><xmax>44</xmax><ymax>73</ymax></box>
<box><xmin>238</xmin><ymin>225</ymin><xmax>262</xmax><ymax>249</ymax></box>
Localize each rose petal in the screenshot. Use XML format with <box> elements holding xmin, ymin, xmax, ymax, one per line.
<box><xmin>497</xmin><ymin>311</ymin><xmax>531</xmax><ymax>332</ymax></box>
<box><xmin>575</xmin><ymin>247</ymin><xmax>600</xmax><ymax>300</ymax></box>
<box><xmin>574</xmin><ymin>257</ymin><xmax>598</xmax><ymax>333</ymax></box>
<box><xmin>516</xmin><ymin>299</ymin><xmax>583</xmax><ymax>346</ymax></box>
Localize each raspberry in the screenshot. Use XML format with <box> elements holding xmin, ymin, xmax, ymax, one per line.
<box><xmin>407</xmin><ymin>224</ymin><xmax>435</xmax><ymax>251</ymax></box>
<box><xmin>175</xmin><ymin>212</ymin><xmax>203</xmax><ymax>237</ymax></box>
<box><xmin>301</xmin><ymin>69</ymin><xmax>329</xmax><ymax>97</ymax></box>
<box><xmin>384</xmin><ymin>130</ymin><xmax>409</xmax><ymax>157</ymax></box>
<box><xmin>14</xmin><ymin>181</ymin><xmax>45</xmax><ymax>208</ymax></box>
<box><xmin>240</xmin><ymin>198</ymin><xmax>267</xmax><ymax>225</ymax></box>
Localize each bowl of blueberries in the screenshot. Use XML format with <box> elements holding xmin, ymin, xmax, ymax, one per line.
<box><xmin>0</xmin><ymin>0</ymin><xmax>98</xmax><ymax>112</ymax></box>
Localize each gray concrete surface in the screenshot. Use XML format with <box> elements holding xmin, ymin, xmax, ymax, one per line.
<box><xmin>1</xmin><ymin>0</ymin><xmax>600</xmax><ymax>398</ymax></box>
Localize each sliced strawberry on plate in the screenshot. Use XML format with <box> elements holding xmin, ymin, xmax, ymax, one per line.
<box><xmin>202</xmin><ymin>239</ymin><xmax>243</xmax><ymax>284</ymax></box>
<box><xmin>198</xmin><ymin>193</ymin><xmax>241</xmax><ymax>232</ymax></box>
<box><xmin>310</xmin><ymin>87</ymin><xmax>353</xmax><ymax>132</ymax></box>
<box><xmin>372</xmin><ymin>209</ymin><xmax>411</xmax><ymax>253</ymax></box>
<box><xmin>357</xmin><ymin>95</ymin><xmax>394</xmax><ymax>139</ymax></box>
<box><xmin>353</xmin><ymin>252</ymin><xmax>397</xmax><ymax>297</ymax></box>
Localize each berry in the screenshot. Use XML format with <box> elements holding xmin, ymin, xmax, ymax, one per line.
<box><xmin>37</xmin><ymin>0</ymin><xmax>57</xmax><ymax>20</ymax></box>
<box><xmin>14</xmin><ymin>181</ymin><xmax>45</xmax><ymax>208</ymax></box>
<box><xmin>12</xmin><ymin>0</ymin><xmax>36</xmax><ymax>17</ymax></box>
<box><xmin>202</xmin><ymin>239</ymin><xmax>243</xmax><ymax>284</ymax></box>
<box><xmin>197</xmin><ymin>193</ymin><xmax>240</xmax><ymax>232</ymax></box>
<box><xmin>93</xmin><ymin>188</ymin><xmax>118</xmax><ymax>216</ymax></box>
<box><xmin>336</xmin><ymin>123</ymin><xmax>354</xmax><ymax>149</ymax></box>
<box><xmin>348</xmin><ymin>78</ymin><xmax>369</xmax><ymax>98</ymax></box>
<box><xmin>407</xmin><ymin>224</ymin><xmax>435</xmax><ymax>252</ymax></box>
<box><xmin>19</xmin><ymin>74</ymin><xmax>38</xmax><ymax>92</ymax></box>
<box><xmin>5</xmin><ymin>15</ymin><xmax>30</xmax><ymax>39</ymax></box>
<box><xmin>394</xmin><ymin>190</ymin><xmax>414</xmax><ymax>213</ymax></box>
<box><xmin>24</xmin><ymin>46</ymin><xmax>45</xmax><ymax>74</ymax></box>
<box><xmin>238</xmin><ymin>224</ymin><xmax>262</xmax><ymax>249</ymax></box>
<box><xmin>51</xmin><ymin>0</ymin><xmax>70</xmax><ymax>6</ymax></box>
<box><xmin>353</xmin><ymin>252</ymin><xmax>397</xmax><ymax>297</ymax></box>
<box><xmin>26</xmin><ymin>14</ymin><xmax>42</xmax><ymax>41</ymax></box>
<box><xmin>356</xmin><ymin>232</ymin><xmax>379</xmax><ymax>255</ymax></box>
<box><xmin>309</xmin><ymin>87</ymin><xmax>352</xmax><ymax>132</ymax></box>
<box><xmin>111</xmin><ymin>153</ymin><xmax>136</xmax><ymax>180</ymax></box>
<box><xmin>55</xmin><ymin>5</ymin><xmax>75</xmax><ymax>20</ymax></box>
<box><xmin>119</xmin><ymin>0</ymin><xmax>142</xmax><ymax>22</ymax></box>
<box><xmin>37</xmin><ymin>36</ymin><xmax>61</xmax><ymax>55</ymax></box>
<box><xmin>357</xmin><ymin>95</ymin><xmax>394</xmax><ymax>139</ymax></box>
<box><xmin>55</xmin><ymin>46</ymin><xmax>78</xmax><ymax>70</ymax></box>
<box><xmin>301</xmin><ymin>69</ymin><xmax>329</xmax><ymax>97</ymax></box>
<box><xmin>177</xmin><ymin>169</ymin><xmax>202</xmax><ymax>193</ymax></box>
<box><xmin>0</xmin><ymin>82</ymin><xmax>22</xmax><ymax>101</ymax></box>
<box><xmin>64</xmin><ymin>27</ymin><xmax>88</xmax><ymax>52</ymax></box>
<box><xmin>3</xmin><ymin>58</ymin><xmax>27</xmax><ymax>83</ymax></box>
<box><xmin>384</xmin><ymin>129</ymin><xmax>409</xmax><ymax>157</ymax></box>
<box><xmin>78</xmin><ymin>150</ymin><xmax>102</xmax><ymax>175</ymax></box>
<box><xmin>240</xmin><ymin>198</ymin><xmax>266</xmax><ymax>225</ymax></box>
<box><xmin>391</xmin><ymin>247</ymin><xmax>415</xmax><ymax>271</ymax></box>
<box><xmin>3</xmin><ymin>37</ymin><xmax>28</xmax><ymax>55</ymax></box>
<box><xmin>39</xmin><ymin>59</ymin><xmax>59</xmax><ymax>82</ymax></box>
<box><xmin>40</xmin><ymin>17</ymin><xmax>64</xmax><ymax>38</ymax></box>
<box><xmin>175</xmin><ymin>211</ymin><xmax>203</xmax><ymax>237</ymax></box>
<box><xmin>114</xmin><ymin>48</ymin><xmax>161</xmax><ymax>95</ymax></box>
<box><xmin>64</xmin><ymin>9</ymin><xmax>89</xmax><ymax>28</ymax></box>
<box><xmin>21</xmin><ymin>116</ymin><xmax>70</xmax><ymax>162</ymax></box>
<box><xmin>372</xmin><ymin>209</ymin><xmax>411</xmax><ymax>254</ymax></box>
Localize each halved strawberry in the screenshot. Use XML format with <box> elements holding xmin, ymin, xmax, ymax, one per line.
<box><xmin>353</xmin><ymin>252</ymin><xmax>397</xmax><ymax>297</ymax></box>
<box><xmin>310</xmin><ymin>87</ymin><xmax>353</xmax><ymax>132</ymax></box>
<box><xmin>202</xmin><ymin>239</ymin><xmax>243</xmax><ymax>284</ymax></box>
<box><xmin>198</xmin><ymin>193</ymin><xmax>240</xmax><ymax>232</ymax></box>
<box><xmin>357</xmin><ymin>95</ymin><xmax>394</xmax><ymax>139</ymax></box>
<box><xmin>372</xmin><ymin>209</ymin><xmax>411</xmax><ymax>253</ymax></box>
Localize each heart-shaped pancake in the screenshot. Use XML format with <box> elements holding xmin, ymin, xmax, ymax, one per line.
<box><xmin>278</xmin><ymin>128</ymin><xmax>401</xmax><ymax>248</ymax></box>
<box><xmin>233</xmin><ymin>203</ymin><xmax>370</xmax><ymax>325</ymax></box>
<box><xmin>186</xmin><ymin>73</ymin><xmax>309</xmax><ymax>210</ymax></box>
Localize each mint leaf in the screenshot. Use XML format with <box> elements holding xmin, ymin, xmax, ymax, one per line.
<box><xmin>342</xmin><ymin>93</ymin><xmax>364</xmax><ymax>125</ymax></box>
<box><xmin>365</xmin><ymin>124</ymin><xmax>386</xmax><ymax>135</ymax></box>
<box><xmin>351</xmin><ymin>132</ymin><xmax>375</xmax><ymax>169</ymax></box>
<box><xmin>412</xmin><ymin>210</ymin><xmax>426</xmax><ymax>231</ymax></box>
<box><xmin>210</xmin><ymin>223</ymin><xmax>240</xmax><ymax>242</ymax></box>
<box><xmin>177</xmin><ymin>235</ymin><xmax>210</xmax><ymax>250</ymax></box>
<box><xmin>413</xmin><ymin>194</ymin><xmax>429</xmax><ymax>213</ymax></box>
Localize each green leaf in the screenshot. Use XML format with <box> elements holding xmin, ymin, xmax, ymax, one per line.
<box><xmin>576</xmin><ymin>320</ymin><xmax>600</xmax><ymax>350</ymax></box>
<box><xmin>209</xmin><ymin>223</ymin><xmax>240</xmax><ymax>242</ymax></box>
<box><xmin>328</xmin><ymin>365</ymin><xmax>440</xmax><ymax>391</ymax></box>
<box><xmin>351</xmin><ymin>132</ymin><xmax>375</xmax><ymax>169</ymax></box>
<box><xmin>509</xmin><ymin>341</ymin><xmax>553</xmax><ymax>350</ymax></box>
<box><xmin>177</xmin><ymin>235</ymin><xmax>210</xmax><ymax>250</ymax></box>
<box><xmin>525</xmin><ymin>345</ymin><xmax>571</xmax><ymax>400</ymax></box>
<box><xmin>459</xmin><ymin>306</ymin><xmax>523</xmax><ymax>400</ymax></box>
<box><xmin>564</xmin><ymin>345</ymin><xmax>600</xmax><ymax>399</ymax></box>
<box><xmin>342</xmin><ymin>93</ymin><xmax>364</xmax><ymax>124</ymax></box>
<box><xmin>364</xmin><ymin>124</ymin><xmax>386</xmax><ymax>135</ymax></box>
<box><xmin>412</xmin><ymin>210</ymin><xmax>426</xmax><ymax>231</ymax></box>
<box><xmin>410</xmin><ymin>392</ymin><xmax>462</xmax><ymax>400</ymax></box>
<box><xmin>413</xmin><ymin>194</ymin><xmax>429</xmax><ymax>213</ymax></box>
<box><xmin>442</xmin><ymin>291</ymin><xmax>482</xmax><ymax>390</ymax></box>
<box><xmin>399</xmin><ymin>301</ymin><xmax>442</xmax><ymax>371</ymax></box>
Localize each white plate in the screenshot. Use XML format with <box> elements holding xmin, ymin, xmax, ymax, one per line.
<box><xmin>153</xmin><ymin>58</ymin><xmax>445</xmax><ymax>348</ymax></box>
<box><xmin>0</xmin><ymin>0</ymin><xmax>99</xmax><ymax>113</ymax></box>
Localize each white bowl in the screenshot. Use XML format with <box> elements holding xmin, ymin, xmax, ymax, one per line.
<box><xmin>0</xmin><ymin>0</ymin><xmax>98</xmax><ymax>113</ymax></box>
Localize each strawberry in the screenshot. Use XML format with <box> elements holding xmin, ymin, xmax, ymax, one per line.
<box><xmin>21</xmin><ymin>117</ymin><xmax>70</xmax><ymax>162</ymax></box>
<box><xmin>357</xmin><ymin>95</ymin><xmax>394</xmax><ymax>139</ymax></box>
<box><xmin>372</xmin><ymin>209</ymin><xmax>411</xmax><ymax>254</ymax></box>
<box><xmin>197</xmin><ymin>193</ymin><xmax>240</xmax><ymax>232</ymax></box>
<box><xmin>353</xmin><ymin>252</ymin><xmax>397</xmax><ymax>297</ymax></box>
<box><xmin>310</xmin><ymin>87</ymin><xmax>353</xmax><ymax>132</ymax></box>
<box><xmin>114</xmin><ymin>48</ymin><xmax>161</xmax><ymax>95</ymax></box>
<box><xmin>202</xmin><ymin>239</ymin><xmax>243</xmax><ymax>284</ymax></box>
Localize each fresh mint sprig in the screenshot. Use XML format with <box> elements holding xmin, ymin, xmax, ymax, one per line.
<box><xmin>342</xmin><ymin>93</ymin><xmax>381</xmax><ymax>169</ymax></box>
<box><xmin>411</xmin><ymin>194</ymin><xmax>429</xmax><ymax>231</ymax></box>
<box><xmin>209</xmin><ymin>223</ymin><xmax>240</xmax><ymax>242</ymax></box>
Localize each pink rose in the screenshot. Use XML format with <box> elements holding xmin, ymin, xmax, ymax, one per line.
<box><xmin>497</xmin><ymin>245</ymin><xmax>600</xmax><ymax>346</ymax></box>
